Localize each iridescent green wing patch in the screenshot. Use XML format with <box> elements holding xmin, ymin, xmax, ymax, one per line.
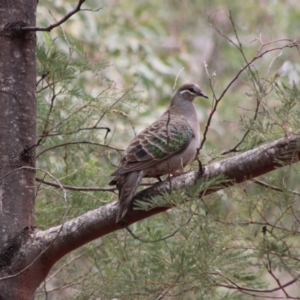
<box><xmin>146</xmin><ymin>122</ymin><xmax>194</xmax><ymax>159</ymax></box>
<box><xmin>117</xmin><ymin>117</ymin><xmax>194</xmax><ymax>174</ymax></box>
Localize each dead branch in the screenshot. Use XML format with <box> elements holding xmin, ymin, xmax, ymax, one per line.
<box><xmin>22</xmin><ymin>0</ymin><xmax>102</xmax><ymax>32</ymax></box>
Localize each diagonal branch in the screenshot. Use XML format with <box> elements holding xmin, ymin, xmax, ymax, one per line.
<box><xmin>25</xmin><ymin>130</ymin><xmax>300</xmax><ymax>285</ymax></box>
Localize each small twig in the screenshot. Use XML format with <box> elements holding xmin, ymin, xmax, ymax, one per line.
<box><xmin>125</xmin><ymin>213</ymin><xmax>194</xmax><ymax>244</ymax></box>
<box><xmin>199</xmin><ymin>86</ymin><xmax>219</xmax><ymax>151</ymax></box>
<box><xmin>218</xmin><ymin>272</ymin><xmax>299</xmax><ymax>295</ymax></box>
<box><xmin>40</xmin><ymin>86</ymin><xmax>59</xmax><ymax>145</ymax></box>
<box><xmin>125</xmin><ymin>226</ymin><xmax>179</xmax><ymax>243</ymax></box>
<box><xmin>252</xmin><ymin>178</ymin><xmax>300</xmax><ymax>196</ymax></box>
<box><xmin>220</xmin><ymin>97</ymin><xmax>261</xmax><ymax>155</ymax></box>
<box><xmin>264</xmin><ymin>252</ymin><xmax>290</xmax><ymax>298</ymax></box>
<box><xmin>36</xmin><ymin>140</ymin><xmax>122</xmax><ymax>158</ymax></box>
<box><xmin>35</xmin><ymin>171</ymin><xmax>47</xmax><ymax>200</ymax></box>
<box><xmin>42</xmin><ymin>101</ymin><xmax>92</xmax><ymax>137</ymax></box>
<box><xmin>36</xmin><ymin>72</ymin><xmax>50</xmax><ymax>87</ymax></box>
<box><xmin>38</xmin><ymin>126</ymin><xmax>111</xmax><ymax>139</ymax></box>
<box><xmin>166</xmin><ymin>110</ymin><xmax>173</xmax><ymax>193</ymax></box>
<box><xmin>22</xmin><ymin>1</ymin><xmax>102</xmax><ymax>32</ymax></box>
<box><xmin>36</xmin><ymin>177</ymin><xmax>116</xmax><ymax>192</ymax></box>
<box><xmin>172</xmin><ymin>67</ymin><xmax>185</xmax><ymax>94</ymax></box>
<box><xmin>36</xmin><ymin>80</ymin><xmax>61</xmax><ymax>94</ymax></box>
<box><xmin>214</xmin><ymin>219</ymin><xmax>300</xmax><ymax>235</ymax></box>
<box><xmin>94</xmin><ymin>83</ymin><xmax>138</xmax><ymax>128</ymax></box>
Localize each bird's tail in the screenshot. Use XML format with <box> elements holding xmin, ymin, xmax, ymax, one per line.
<box><xmin>116</xmin><ymin>170</ymin><xmax>145</xmax><ymax>223</ymax></box>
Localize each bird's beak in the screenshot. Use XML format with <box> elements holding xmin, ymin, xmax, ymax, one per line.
<box><xmin>198</xmin><ymin>91</ymin><xmax>209</xmax><ymax>99</ymax></box>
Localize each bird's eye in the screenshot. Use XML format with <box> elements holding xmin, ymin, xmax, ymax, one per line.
<box><xmin>188</xmin><ymin>88</ymin><xmax>194</xmax><ymax>93</ymax></box>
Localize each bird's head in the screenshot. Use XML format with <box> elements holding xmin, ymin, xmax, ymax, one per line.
<box><xmin>177</xmin><ymin>83</ymin><xmax>208</xmax><ymax>102</ymax></box>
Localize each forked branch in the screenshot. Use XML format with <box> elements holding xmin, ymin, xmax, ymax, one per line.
<box><xmin>22</xmin><ymin>0</ymin><xmax>101</xmax><ymax>32</ymax></box>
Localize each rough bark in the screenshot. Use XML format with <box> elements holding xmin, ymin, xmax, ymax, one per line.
<box><xmin>6</xmin><ymin>131</ymin><xmax>297</xmax><ymax>298</ymax></box>
<box><xmin>0</xmin><ymin>1</ymin><xmax>37</xmax><ymax>299</ymax></box>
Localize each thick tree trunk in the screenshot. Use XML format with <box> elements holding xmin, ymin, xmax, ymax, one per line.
<box><xmin>0</xmin><ymin>1</ymin><xmax>37</xmax><ymax>299</ymax></box>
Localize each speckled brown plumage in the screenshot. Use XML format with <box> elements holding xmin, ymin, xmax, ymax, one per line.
<box><xmin>109</xmin><ymin>83</ymin><xmax>208</xmax><ymax>222</ymax></box>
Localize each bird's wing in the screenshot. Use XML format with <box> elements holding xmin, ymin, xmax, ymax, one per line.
<box><xmin>112</xmin><ymin>116</ymin><xmax>195</xmax><ymax>176</ymax></box>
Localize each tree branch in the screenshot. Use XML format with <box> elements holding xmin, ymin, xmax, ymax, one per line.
<box><xmin>35</xmin><ymin>177</ymin><xmax>116</xmax><ymax>192</ymax></box>
<box><xmin>21</xmin><ymin>0</ymin><xmax>101</xmax><ymax>32</ymax></box>
<box><xmin>36</xmin><ymin>140</ymin><xmax>122</xmax><ymax>158</ymax></box>
<box><xmin>26</xmin><ymin>131</ymin><xmax>300</xmax><ymax>283</ymax></box>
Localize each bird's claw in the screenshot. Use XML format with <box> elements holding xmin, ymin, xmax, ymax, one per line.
<box><xmin>196</xmin><ymin>157</ymin><xmax>204</xmax><ymax>175</ymax></box>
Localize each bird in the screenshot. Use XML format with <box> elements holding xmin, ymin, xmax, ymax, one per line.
<box><xmin>109</xmin><ymin>83</ymin><xmax>208</xmax><ymax>223</ymax></box>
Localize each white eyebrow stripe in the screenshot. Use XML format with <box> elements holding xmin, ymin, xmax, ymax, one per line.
<box><xmin>180</xmin><ymin>90</ymin><xmax>196</xmax><ymax>95</ymax></box>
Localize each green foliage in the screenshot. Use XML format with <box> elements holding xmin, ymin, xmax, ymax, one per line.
<box><xmin>35</xmin><ymin>36</ymin><xmax>142</xmax><ymax>227</ymax></box>
<box><xmin>238</xmin><ymin>80</ymin><xmax>300</xmax><ymax>152</ymax></box>
<box><xmin>34</xmin><ymin>1</ymin><xmax>300</xmax><ymax>299</ymax></box>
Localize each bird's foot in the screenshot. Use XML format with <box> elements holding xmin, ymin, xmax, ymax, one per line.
<box><xmin>116</xmin><ymin>218</ymin><xmax>129</xmax><ymax>227</ymax></box>
<box><xmin>196</xmin><ymin>157</ymin><xmax>204</xmax><ymax>175</ymax></box>
<box><xmin>155</xmin><ymin>176</ymin><xmax>163</xmax><ymax>182</ymax></box>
